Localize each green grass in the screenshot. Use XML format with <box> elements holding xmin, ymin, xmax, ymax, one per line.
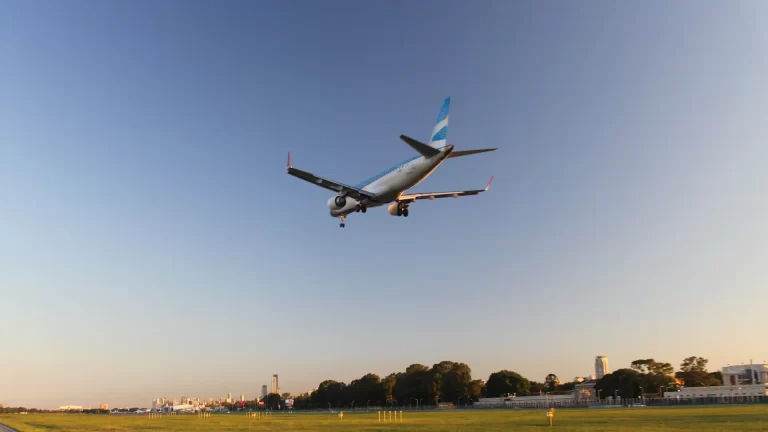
<box><xmin>2</xmin><ymin>406</ymin><xmax>768</xmax><ymax>431</ymax></box>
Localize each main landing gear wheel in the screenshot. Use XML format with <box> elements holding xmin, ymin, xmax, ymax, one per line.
<box><xmin>403</xmin><ymin>209</ymin><xmax>409</xmax><ymax>217</ymax></box>
<box><xmin>361</xmin><ymin>206</ymin><xmax>367</xmax><ymax>213</ymax></box>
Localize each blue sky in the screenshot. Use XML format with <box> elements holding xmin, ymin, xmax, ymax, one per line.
<box><xmin>1</xmin><ymin>0</ymin><xmax>767</xmax><ymax>408</ymax></box>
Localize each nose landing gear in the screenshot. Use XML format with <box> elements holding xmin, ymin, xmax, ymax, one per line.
<box><xmin>340</xmin><ymin>214</ymin><xmax>346</xmax><ymax>228</ymax></box>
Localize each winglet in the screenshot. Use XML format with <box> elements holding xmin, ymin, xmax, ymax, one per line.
<box><xmin>485</xmin><ymin>176</ymin><xmax>494</xmax><ymax>191</ymax></box>
<box><xmin>287</xmin><ymin>152</ymin><xmax>291</xmax><ymax>169</ymax></box>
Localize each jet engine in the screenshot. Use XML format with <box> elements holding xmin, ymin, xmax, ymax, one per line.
<box><xmin>388</xmin><ymin>203</ymin><xmax>400</xmax><ymax>216</ymax></box>
<box><xmin>327</xmin><ymin>195</ymin><xmax>359</xmax><ymax>214</ymax></box>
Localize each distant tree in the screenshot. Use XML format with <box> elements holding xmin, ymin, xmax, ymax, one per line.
<box><xmin>348</xmin><ymin>373</ymin><xmax>386</xmax><ymax>407</ymax></box>
<box><xmin>266</xmin><ymin>393</ymin><xmax>282</xmax><ymax>409</ymax></box>
<box><xmin>594</xmin><ymin>369</ymin><xmax>643</xmax><ymax>399</ymax></box>
<box><xmin>485</xmin><ymin>370</ymin><xmax>530</xmax><ymax>397</ymax></box>
<box><xmin>680</xmin><ymin>356</ymin><xmax>709</xmax><ymax>373</ymax></box>
<box><xmin>281</xmin><ymin>392</ymin><xmax>291</xmax><ymax>399</ymax></box>
<box><xmin>393</xmin><ymin>365</ymin><xmax>439</xmax><ymax>404</ymax></box>
<box><xmin>431</xmin><ymin>361</ymin><xmax>472</xmax><ymax>404</ymax></box>
<box><xmin>544</xmin><ymin>374</ymin><xmax>560</xmax><ymax>392</ymax></box>
<box><xmin>529</xmin><ymin>381</ymin><xmax>545</xmax><ymax>395</ymax></box>
<box><xmin>708</xmin><ymin>371</ymin><xmax>723</xmax><ymax>386</ymax></box>
<box><xmin>382</xmin><ymin>373</ymin><xmax>399</xmax><ymax>402</ymax></box>
<box><xmin>675</xmin><ymin>356</ymin><xmax>718</xmax><ymax>387</ymax></box>
<box><xmin>468</xmin><ymin>379</ymin><xmax>485</xmax><ymax>400</ymax></box>
<box><xmin>631</xmin><ymin>359</ymin><xmax>673</xmax><ymax>376</ymax></box>
<box><xmin>629</xmin><ymin>359</ymin><xmax>675</xmax><ymax>394</ymax></box>
<box><xmin>311</xmin><ymin>380</ymin><xmax>347</xmax><ymax>408</ymax></box>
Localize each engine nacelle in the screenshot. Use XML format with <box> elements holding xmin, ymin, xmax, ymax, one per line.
<box><xmin>388</xmin><ymin>203</ymin><xmax>400</xmax><ymax>216</ymax></box>
<box><xmin>327</xmin><ymin>195</ymin><xmax>359</xmax><ymax>215</ymax></box>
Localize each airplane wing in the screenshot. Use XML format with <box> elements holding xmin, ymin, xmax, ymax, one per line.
<box><xmin>398</xmin><ymin>176</ymin><xmax>494</xmax><ymax>203</ymax></box>
<box><xmin>286</xmin><ymin>153</ymin><xmax>379</xmax><ymax>201</ymax></box>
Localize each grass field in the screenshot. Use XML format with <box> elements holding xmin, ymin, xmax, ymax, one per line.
<box><xmin>2</xmin><ymin>406</ymin><xmax>768</xmax><ymax>431</ymax></box>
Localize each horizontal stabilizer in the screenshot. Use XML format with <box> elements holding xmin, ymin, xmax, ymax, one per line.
<box><xmin>446</xmin><ymin>148</ymin><xmax>497</xmax><ymax>158</ymax></box>
<box><xmin>400</xmin><ymin>135</ymin><xmax>440</xmax><ymax>158</ymax></box>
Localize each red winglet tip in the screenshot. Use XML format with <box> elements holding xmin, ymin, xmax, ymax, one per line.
<box><xmin>487</xmin><ymin>176</ymin><xmax>494</xmax><ymax>190</ymax></box>
<box><xmin>287</xmin><ymin>152</ymin><xmax>291</xmax><ymax>168</ymax></box>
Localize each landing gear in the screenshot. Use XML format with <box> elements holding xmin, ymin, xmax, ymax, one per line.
<box><xmin>354</xmin><ymin>205</ymin><xmax>367</xmax><ymax>213</ymax></box>
<box><xmin>340</xmin><ymin>214</ymin><xmax>346</xmax><ymax>228</ymax></box>
<box><xmin>396</xmin><ymin>202</ymin><xmax>409</xmax><ymax>217</ymax></box>
<box><xmin>361</xmin><ymin>206</ymin><xmax>367</xmax><ymax>213</ymax></box>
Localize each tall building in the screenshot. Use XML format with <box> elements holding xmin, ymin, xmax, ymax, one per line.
<box><xmin>240</xmin><ymin>394</ymin><xmax>245</xmax><ymax>402</ymax></box>
<box><xmin>261</xmin><ymin>385</ymin><xmax>268</xmax><ymax>398</ymax></box>
<box><xmin>271</xmin><ymin>374</ymin><xmax>279</xmax><ymax>395</ymax></box>
<box><xmin>595</xmin><ymin>356</ymin><xmax>610</xmax><ymax>379</ymax></box>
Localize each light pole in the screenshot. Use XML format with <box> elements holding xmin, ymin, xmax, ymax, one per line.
<box><xmin>351</xmin><ymin>401</ymin><xmax>355</xmax><ymax>411</ymax></box>
<box><xmin>639</xmin><ymin>387</ymin><xmax>643</xmax><ymax>403</ymax></box>
<box><xmin>598</xmin><ymin>389</ymin><xmax>602</xmax><ymax>401</ymax></box>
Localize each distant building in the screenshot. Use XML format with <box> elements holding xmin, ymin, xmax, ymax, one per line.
<box><xmin>664</xmin><ymin>384</ymin><xmax>767</xmax><ymax>400</ymax></box>
<box><xmin>722</xmin><ymin>364</ymin><xmax>768</xmax><ymax>385</ymax></box>
<box><xmin>595</xmin><ymin>356</ymin><xmax>610</xmax><ymax>379</ymax></box>
<box><xmin>261</xmin><ymin>385</ymin><xmax>268</xmax><ymax>398</ymax></box>
<box><xmin>476</xmin><ymin>395</ymin><xmax>576</xmax><ymax>408</ymax></box>
<box><xmin>240</xmin><ymin>394</ymin><xmax>245</xmax><ymax>402</ymax></box>
<box><xmin>181</xmin><ymin>397</ymin><xmax>189</xmax><ymax>405</ymax></box>
<box><xmin>163</xmin><ymin>404</ymin><xmax>195</xmax><ymax>413</ymax></box>
<box><xmin>271</xmin><ymin>374</ymin><xmax>280</xmax><ymax>395</ymax></box>
<box><xmin>99</xmin><ymin>404</ymin><xmax>108</xmax><ymax>410</ymax></box>
<box><xmin>58</xmin><ymin>405</ymin><xmax>83</xmax><ymax>411</ymax></box>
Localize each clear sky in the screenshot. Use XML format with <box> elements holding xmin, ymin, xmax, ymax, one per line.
<box><xmin>1</xmin><ymin>0</ymin><xmax>767</xmax><ymax>409</ymax></box>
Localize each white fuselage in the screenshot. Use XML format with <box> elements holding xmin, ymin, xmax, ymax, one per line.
<box><xmin>327</xmin><ymin>145</ymin><xmax>454</xmax><ymax>217</ymax></box>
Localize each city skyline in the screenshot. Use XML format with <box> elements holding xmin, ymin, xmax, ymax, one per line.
<box><xmin>2</xmin><ymin>0</ymin><xmax>767</xmax><ymax>409</ymax></box>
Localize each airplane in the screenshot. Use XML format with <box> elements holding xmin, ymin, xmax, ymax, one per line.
<box><xmin>287</xmin><ymin>97</ymin><xmax>496</xmax><ymax>227</ymax></box>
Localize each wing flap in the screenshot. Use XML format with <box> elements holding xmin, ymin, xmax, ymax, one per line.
<box><xmin>399</xmin><ymin>176</ymin><xmax>494</xmax><ymax>203</ymax></box>
<box><xmin>286</xmin><ymin>153</ymin><xmax>378</xmax><ymax>201</ymax></box>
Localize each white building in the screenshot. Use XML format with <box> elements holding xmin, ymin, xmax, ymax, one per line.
<box><xmin>163</xmin><ymin>404</ymin><xmax>195</xmax><ymax>413</ymax></box>
<box><xmin>240</xmin><ymin>394</ymin><xmax>245</xmax><ymax>402</ymax></box>
<box><xmin>664</xmin><ymin>384</ymin><xmax>767</xmax><ymax>400</ymax></box>
<box><xmin>57</xmin><ymin>405</ymin><xmax>83</xmax><ymax>411</ymax></box>
<box><xmin>271</xmin><ymin>374</ymin><xmax>280</xmax><ymax>395</ymax></box>
<box><xmin>722</xmin><ymin>364</ymin><xmax>768</xmax><ymax>386</ymax></box>
<box><xmin>476</xmin><ymin>395</ymin><xmax>577</xmax><ymax>408</ymax></box>
<box><xmin>595</xmin><ymin>356</ymin><xmax>610</xmax><ymax>379</ymax></box>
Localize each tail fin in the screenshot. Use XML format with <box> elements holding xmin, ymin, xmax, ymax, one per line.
<box><xmin>429</xmin><ymin>97</ymin><xmax>450</xmax><ymax>149</ymax></box>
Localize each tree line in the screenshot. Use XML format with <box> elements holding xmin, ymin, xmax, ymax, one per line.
<box><xmin>0</xmin><ymin>355</ymin><xmax>724</xmax><ymax>412</ymax></box>
<box><xmin>290</xmin><ymin>355</ymin><xmax>722</xmax><ymax>409</ymax></box>
<box><xmin>594</xmin><ymin>356</ymin><xmax>723</xmax><ymax>399</ymax></box>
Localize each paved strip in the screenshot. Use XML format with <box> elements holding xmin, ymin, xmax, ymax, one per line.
<box><xmin>0</xmin><ymin>424</ymin><xmax>18</xmax><ymax>432</ymax></box>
